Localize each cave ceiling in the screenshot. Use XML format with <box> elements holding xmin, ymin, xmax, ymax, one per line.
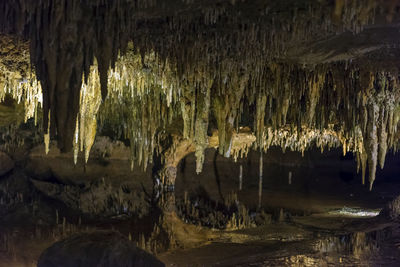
<box><xmin>0</xmin><ymin>0</ymin><xmax>400</xmax><ymax>190</ymax></box>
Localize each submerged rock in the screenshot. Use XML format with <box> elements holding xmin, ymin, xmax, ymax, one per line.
<box><xmin>37</xmin><ymin>231</ymin><xmax>165</xmax><ymax>267</ymax></box>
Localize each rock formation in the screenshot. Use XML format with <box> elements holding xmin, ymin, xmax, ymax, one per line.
<box><xmin>37</xmin><ymin>231</ymin><xmax>165</xmax><ymax>267</ymax></box>
<box><xmin>0</xmin><ymin>0</ymin><xmax>400</xmax><ymax>191</ymax></box>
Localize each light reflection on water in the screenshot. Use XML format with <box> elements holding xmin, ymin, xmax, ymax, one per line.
<box><xmin>328</xmin><ymin>207</ymin><xmax>381</xmax><ymax>217</ymax></box>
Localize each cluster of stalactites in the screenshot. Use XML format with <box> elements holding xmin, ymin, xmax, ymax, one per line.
<box><xmin>260</xmin><ymin>125</ymin><xmax>355</xmax><ymax>156</ymax></box>
<box><xmin>250</xmin><ymin>68</ymin><xmax>400</xmax><ymax>190</ymax></box>
<box><xmin>1</xmin><ymin>0</ymin><xmax>399</xmax><ymax>173</ymax></box>
<box><xmin>3</xmin><ymin>43</ymin><xmax>400</xmax><ymax>192</ymax></box>
<box><xmin>0</xmin><ymin>70</ymin><xmax>42</xmax><ymax>125</ymax></box>
<box><xmin>229</xmin><ymin>128</ymin><xmax>257</xmax><ymax>162</ymax></box>
<box><xmin>99</xmin><ymin>50</ymin><xmax>178</xmax><ymax>171</ymax></box>
<box><xmin>359</xmin><ymin>81</ymin><xmax>399</xmax><ymax>190</ymax></box>
<box><xmin>73</xmin><ymin>58</ymin><xmax>400</xmax><ymax>191</ymax></box>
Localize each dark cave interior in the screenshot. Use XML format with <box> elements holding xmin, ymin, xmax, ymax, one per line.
<box><xmin>1</xmin><ymin>0</ymin><xmax>400</xmax><ymax>266</ymax></box>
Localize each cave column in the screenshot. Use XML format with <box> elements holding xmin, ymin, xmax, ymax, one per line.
<box><xmin>159</xmin><ymin>130</ymin><xmax>256</xmax><ymax>190</ymax></box>
<box><xmin>159</xmin><ymin>136</ymin><xmax>196</xmax><ymax>190</ymax></box>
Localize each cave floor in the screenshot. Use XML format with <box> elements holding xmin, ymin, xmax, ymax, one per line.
<box><xmin>0</xmin><ymin>203</ymin><xmax>399</xmax><ymax>266</ymax></box>
<box><xmin>158</xmin><ymin>215</ymin><xmax>400</xmax><ymax>267</ymax></box>
<box><xmin>1</xmin><ymin>153</ymin><xmax>400</xmax><ymax>266</ymax></box>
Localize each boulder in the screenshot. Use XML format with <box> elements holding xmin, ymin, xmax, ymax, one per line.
<box><xmin>37</xmin><ymin>231</ymin><xmax>165</xmax><ymax>267</ymax></box>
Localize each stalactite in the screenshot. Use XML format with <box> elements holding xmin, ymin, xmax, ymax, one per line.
<box><xmin>194</xmin><ymin>83</ymin><xmax>211</xmax><ymax>174</ymax></box>
<box><xmin>359</xmin><ymin>145</ymin><xmax>368</xmax><ymax>185</ymax></box>
<box><xmin>255</xmin><ymin>94</ymin><xmax>267</xmax><ymax>148</ymax></box>
<box><xmin>213</xmin><ymin>74</ymin><xmax>248</xmax><ymax>157</ymax></box>
<box><xmin>365</xmin><ymin>101</ymin><xmax>378</xmax><ymax>191</ymax></box>
<box><xmin>73</xmin><ymin>61</ymin><xmax>102</xmax><ymax>164</ymax></box>
<box><xmin>3</xmin><ymin>44</ymin><xmax>400</xmax><ymax>188</ymax></box>
<box><xmin>230</xmin><ymin>128</ymin><xmax>256</xmax><ymax>161</ymax></box>
<box><xmin>0</xmin><ymin>0</ymin><xmax>399</xmax><ymax>189</ymax></box>
<box><xmin>44</xmin><ymin>111</ymin><xmax>50</xmax><ymax>155</ymax></box>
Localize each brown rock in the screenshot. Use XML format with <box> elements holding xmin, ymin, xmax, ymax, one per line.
<box><xmin>37</xmin><ymin>231</ymin><xmax>165</xmax><ymax>267</ymax></box>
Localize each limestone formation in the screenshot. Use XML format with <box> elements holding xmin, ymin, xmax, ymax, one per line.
<box><xmin>0</xmin><ymin>0</ymin><xmax>399</xmax><ymax>189</ymax></box>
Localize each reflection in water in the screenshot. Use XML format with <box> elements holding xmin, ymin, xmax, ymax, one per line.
<box><xmin>258</xmin><ymin>152</ymin><xmax>263</xmax><ymax>209</ymax></box>
<box><xmin>328</xmin><ymin>207</ymin><xmax>380</xmax><ymax>217</ymax></box>
<box><xmin>0</xmin><ymin>147</ymin><xmax>399</xmax><ymax>266</ymax></box>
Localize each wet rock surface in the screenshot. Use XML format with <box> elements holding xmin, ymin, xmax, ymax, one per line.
<box><xmin>0</xmin><ymin>148</ymin><xmax>399</xmax><ymax>266</ymax></box>
<box><xmin>37</xmin><ymin>231</ymin><xmax>165</xmax><ymax>267</ymax></box>
<box><xmin>0</xmin><ymin>140</ymin><xmax>398</xmax><ymax>266</ymax></box>
<box><xmin>0</xmin><ymin>133</ymin><xmax>398</xmax><ymax>265</ymax></box>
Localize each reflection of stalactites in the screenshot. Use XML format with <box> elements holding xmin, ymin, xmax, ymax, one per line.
<box><xmin>194</xmin><ymin>83</ymin><xmax>211</xmax><ymax>174</ymax></box>
<box><xmin>258</xmin><ymin>151</ymin><xmax>263</xmax><ymax>209</ymax></box>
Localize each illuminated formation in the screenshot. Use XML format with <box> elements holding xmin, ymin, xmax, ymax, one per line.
<box><xmin>0</xmin><ymin>0</ymin><xmax>400</xmax><ymax>190</ymax></box>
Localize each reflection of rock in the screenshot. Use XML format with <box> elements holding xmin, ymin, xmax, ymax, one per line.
<box><xmin>160</xmin><ymin>210</ymin><xmax>215</xmax><ymax>250</ymax></box>
<box><xmin>158</xmin><ymin>192</ymin><xmax>216</xmax><ymax>250</ymax></box>
<box><xmin>31</xmin><ymin>179</ymin><xmax>80</xmax><ymax>209</ymax></box>
<box><xmin>139</xmin><ymin>191</ymin><xmax>216</xmax><ymax>253</ymax></box>
<box><xmin>31</xmin><ymin>178</ymin><xmax>150</xmax><ymax>218</ymax></box>
<box><xmin>26</xmin><ymin>137</ymin><xmax>152</xmax><ymax>217</ymax></box>
<box><xmin>0</xmin><ymin>151</ymin><xmax>13</xmax><ymax>176</ymax></box>
<box><xmin>37</xmin><ymin>231</ymin><xmax>165</xmax><ymax>267</ymax></box>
